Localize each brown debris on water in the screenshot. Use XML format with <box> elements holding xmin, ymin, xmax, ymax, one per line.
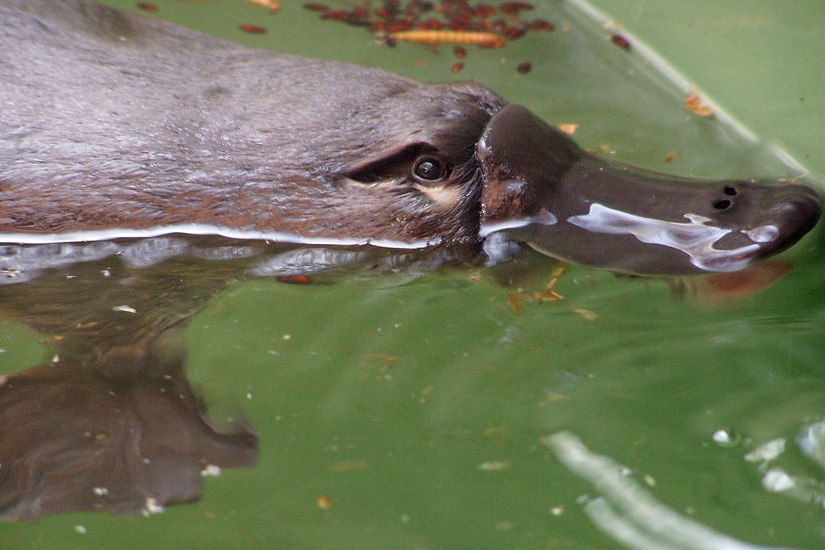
<box><xmin>306</xmin><ymin>0</ymin><xmax>554</xmax><ymax>55</ymax></box>
<box><xmin>684</xmin><ymin>92</ymin><xmax>715</xmax><ymax>117</ymax></box>
<box><xmin>275</xmin><ymin>274</ymin><xmax>313</xmax><ymax>285</ymax></box>
<box><xmin>516</xmin><ymin>61</ymin><xmax>531</xmax><ymax>73</ymax></box>
<box><xmin>238</xmin><ymin>23</ymin><xmax>267</xmax><ymax>34</ymax></box>
<box><xmin>302</xmin><ymin>2</ymin><xmax>328</xmax><ymax>11</ymax></box>
<box><xmin>610</xmin><ymin>33</ymin><xmax>630</xmax><ymax>50</ymax></box>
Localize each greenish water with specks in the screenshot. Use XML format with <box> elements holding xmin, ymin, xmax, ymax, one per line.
<box><xmin>2</xmin><ymin>1</ymin><xmax>824</xmax><ymax>548</ymax></box>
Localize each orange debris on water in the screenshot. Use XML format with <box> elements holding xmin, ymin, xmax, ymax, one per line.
<box><xmin>385</xmin><ymin>30</ymin><xmax>504</xmax><ymax>48</ymax></box>
<box><xmin>557</xmin><ymin>123</ymin><xmax>579</xmax><ymax>135</ymax></box>
<box><xmin>245</xmin><ymin>0</ymin><xmax>281</xmax><ymax>10</ymax></box>
<box><xmin>684</xmin><ymin>92</ymin><xmax>714</xmax><ymax>117</ymax></box>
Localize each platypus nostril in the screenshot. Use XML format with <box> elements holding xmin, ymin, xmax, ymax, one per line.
<box><xmin>713</xmin><ymin>185</ymin><xmax>739</xmax><ymax>210</ymax></box>
<box><xmin>713</xmin><ymin>198</ymin><xmax>732</xmax><ymax>210</ymax></box>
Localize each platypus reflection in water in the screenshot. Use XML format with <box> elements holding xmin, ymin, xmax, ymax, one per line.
<box><xmin>0</xmin><ymin>0</ymin><xmax>821</xmax><ymax>276</ymax></box>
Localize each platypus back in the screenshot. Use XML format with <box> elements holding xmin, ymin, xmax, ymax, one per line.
<box><xmin>1</xmin><ymin>0</ymin><xmax>503</xmax><ymax>245</ymax></box>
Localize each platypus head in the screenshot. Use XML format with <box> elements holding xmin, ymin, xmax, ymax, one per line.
<box><xmin>317</xmin><ymin>85</ymin><xmax>820</xmax><ymax>276</ymax></box>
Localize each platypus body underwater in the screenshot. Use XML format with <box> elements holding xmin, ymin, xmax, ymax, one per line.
<box><xmin>0</xmin><ymin>0</ymin><xmax>821</xmax><ymax>276</ymax></box>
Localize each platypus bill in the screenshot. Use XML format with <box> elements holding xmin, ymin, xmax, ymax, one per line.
<box><xmin>1</xmin><ymin>0</ymin><xmax>821</xmax><ymax>276</ymax></box>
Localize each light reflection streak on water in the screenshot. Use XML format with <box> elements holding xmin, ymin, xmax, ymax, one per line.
<box><xmin>544</xmin><ymin>431</ymin><xmax>798</xmax><ymax>550</ymax></box>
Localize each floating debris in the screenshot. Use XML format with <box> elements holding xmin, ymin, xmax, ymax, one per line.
<box><xmin>245</xmin><ymin>0</ymin><xmax>281</xmax><ymax>10</ymax></box>
<box><xmin>572</xmin><ymin>308</ymin><xmax>597</xmax><ymax>322</ymax></box>
<box><xmin>302</xmin><ymin>1</ymin><xmax>555</xmax><ymax>74</ymax></box>
<box><xmin>380</xmin><ymin>29</ymin><xmax>504</xmax><ymax>48</ymax></box>
<box><xmin>238</xmin><ymin>23</ymin><xmax>267</xmax><ymax>34</ymax></box>
<box><xmin>517</xmin><ymin>61</ymin><xmax>532</xmax><ymax>74</ymax></box>
<box><xmin>557</xmin><ymin>123</ymin><xmax>579</xmax><ymax>135</ymax></box>
<box><xmin>610</xmin><ymin>33</ymin><xmax>630</xmax><ymax>50</ymax></box>
<box><xmin>684</xmin><ymin>92</ymin><xmax>715</xmax><ymax>117</ymax></box>
<box><xmin>419</xmin><ymin>384</ymin><xmax>434</xmax><ymax>404</ymax></box>
<box><xmin>535</xmin><ymin>289</ymin><xmax>562</xmax><ymax>302</ymax></box>
<box><xmin>528</xmin><ymin>19</ymin><xmax>554</xmax><ymax>31</ymax></box>
<box><xmin>307</xmin><ymin>1</ymin><xmax>554</xmax><ymax>51</ymax></box>
<box><xmin>276</xmin><ymin>274</ymin><xmax>312</xmax><ymax>284</ymax></box>
<box><xmin>478</xmin><ymin>460</ymin><xmax>511</xmax><ymax>472</ymax></box>
<box><xmin>39</xmin><ymin>334</ymin><xmax>64</xmax><ymax>345</ymax></box>
<box><xmin>302</xmin><ymin>2</ymin><xmax>328</xmax><ymax>12</ymax></box>
<box><xmin>539</xmin><ymin>262</ymin><xmax>566</xmax><ymax>301</ymax></box>
<box><xmin>506</xmin><ymin>292</ymin><xmax>521</xmax><ymax>312</ymax></box>
<box><xmin>499</xmin><ymin>2</ymin><xmax>533</xmax><ymax>14</ymax></box>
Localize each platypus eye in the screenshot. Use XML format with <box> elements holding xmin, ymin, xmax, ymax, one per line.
<box><xmin>412</xmin><ymin>155</ymin><xmax>447</xmax><ymax>183</ymax></box>
<box><xmin>346</xmin><ymin>147</ymin><xmax>451</xmax><ymax>186</ymax></box>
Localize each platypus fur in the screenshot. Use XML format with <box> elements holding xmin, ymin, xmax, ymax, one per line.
<box><xmin>0</xmin><ymin>0</ymin><xmax>821</xmax><ymax>275</ymax></box>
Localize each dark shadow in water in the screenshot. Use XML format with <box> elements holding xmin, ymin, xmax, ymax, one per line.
<box><xmin>0</xmin><ymin>237</ymin><xmax>266</xmax><ymax>520</ymax></box>
<box><xmin>0</xmin><ymin>236</ymin><xmax>456</xmax><ymax>521</ymax></box>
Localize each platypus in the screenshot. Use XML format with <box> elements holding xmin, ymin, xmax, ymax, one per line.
<box><xmin>0</xmin><ymin>0</ymin><xmax>821</xmax><ymax>275</ymax></box>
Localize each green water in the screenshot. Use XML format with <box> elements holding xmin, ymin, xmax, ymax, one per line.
<box><xmin>2</xmin><ymin>1</ymin><xmax>825</xmax><ymax>548</ymax></box>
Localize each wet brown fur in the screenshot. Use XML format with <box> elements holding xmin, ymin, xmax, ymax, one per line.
<box><xmin>0</xmin><ymin>0</ymin><xmax>505</xmax><ymax>245</ymax></box>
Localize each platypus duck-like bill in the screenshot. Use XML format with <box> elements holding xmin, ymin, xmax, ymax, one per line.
<box><xmin>477</xmin><ymin>105</ymin><xmax>822</xmax><ymax>275</ymax></box>
<box><xmin>0</xmin><ymin>0</ymin><xmax>821</xmax><ymax>276</ymax></box>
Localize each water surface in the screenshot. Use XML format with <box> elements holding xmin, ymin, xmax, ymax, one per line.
<box><xmin>2</xmin><ymin>1</ymin><xmax>824</xmax><ymax>548</ymax></box>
